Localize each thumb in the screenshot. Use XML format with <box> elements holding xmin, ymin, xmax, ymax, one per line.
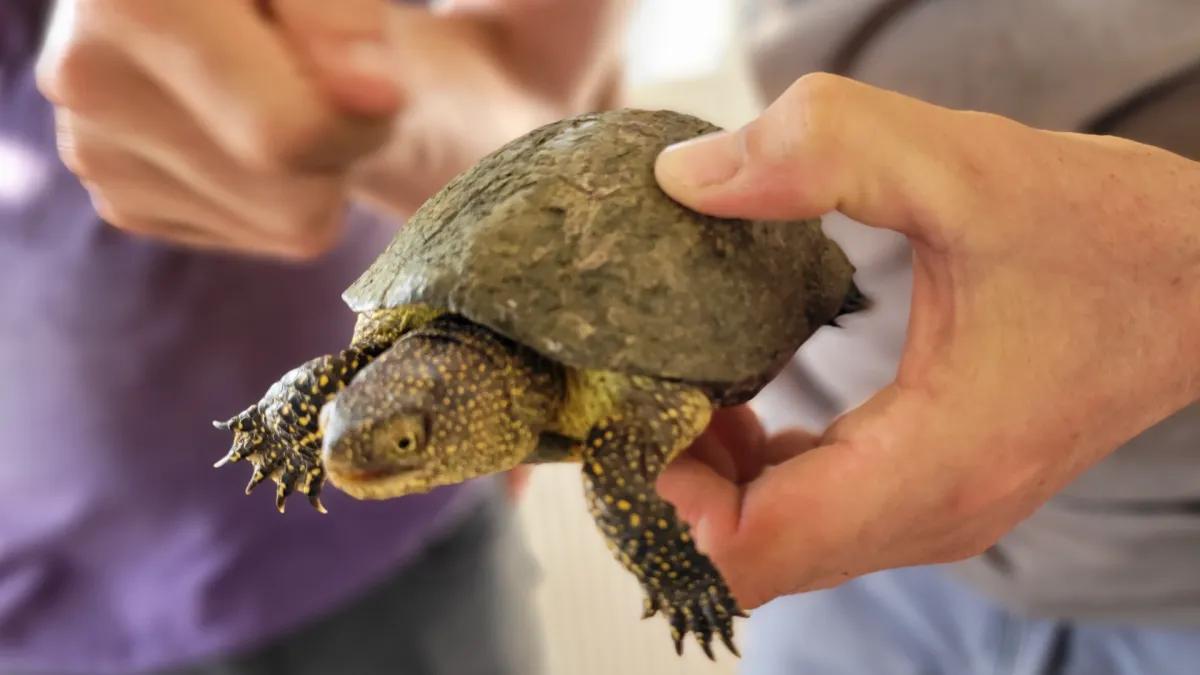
<box><xmin>271</xmin><ymin>0</ymin><xmax>403</xmax><ymax>117</ymax></box>
<box><xmin>654</xmin><ymin>73</ymin><xmax>996</xmax><ymax>238</ymax></box>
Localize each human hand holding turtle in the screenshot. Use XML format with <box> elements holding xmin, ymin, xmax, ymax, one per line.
<box><xmin>652</xmin><ymin>74</ymin><xmax>1200</xmax><ymax>610</ymax></box>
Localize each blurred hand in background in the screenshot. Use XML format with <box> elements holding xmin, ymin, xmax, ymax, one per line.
<box><xmin>37</xmin><ymin>0</ymin><xmax>629</xmax><ymax>258</ymax></box>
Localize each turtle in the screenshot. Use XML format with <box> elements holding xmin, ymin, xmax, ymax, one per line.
<box><xmin>212</xmin><ymin>107</ymin><xmax>869</xmax><ymax>659</ymax></box>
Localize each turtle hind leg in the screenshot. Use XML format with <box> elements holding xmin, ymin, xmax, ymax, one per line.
<box><xmin>579</xmin><ymin>375</ymin><xmax>744</xmax><ymax>660</ymax></box>
<box><xmin>212</xmin><ymin>308</ymin><xmax>433</xmax><ymax>512</ymax></box>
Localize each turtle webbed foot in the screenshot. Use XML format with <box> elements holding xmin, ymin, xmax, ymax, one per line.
<box><xmin>213</xmin><ymin>403</ymin><xmax>327</xmax><ymax>514</ymax></box>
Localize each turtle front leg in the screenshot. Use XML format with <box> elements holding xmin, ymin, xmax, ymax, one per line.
<box><xmin>580</xmin><ymin>375</ymin><xmax>745</xmax><ymax>659</ymax></box>
<box><xmin>213</xmin><ymin>347</ymin><xmax>381</xmax><ymax>512</ymax></box>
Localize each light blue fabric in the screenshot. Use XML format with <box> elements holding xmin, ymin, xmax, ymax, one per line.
<box><xmin>739</xmin><ymin>565</ymin><xmax>1200</xmax><ymax>675</ymax></box>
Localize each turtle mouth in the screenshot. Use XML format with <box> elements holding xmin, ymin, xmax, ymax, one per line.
<box><xmin>337</xmin><ymin>466</ymin><xmax>418</xmax><ymax>483</ymax></box>
<box><xmin>331</xmin><ymin>459</ymin><xmax>424</xmax><ymax>484</ymax></box>
<box><xmin>325</xmin><ymin>461</ymin><xmax>431</xmax><ymax>500</ymax></box>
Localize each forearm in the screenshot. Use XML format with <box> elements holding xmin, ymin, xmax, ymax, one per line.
<box><xmin>351</xmin><ymin>1</ymin><xmax>630</xmax><ymax>216</ymax></box>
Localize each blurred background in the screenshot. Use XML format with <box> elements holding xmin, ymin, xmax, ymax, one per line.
<box><xmin>515</xmin><ymin>1</ymin><xmax>763</xmax><ymax>673</ymax></box>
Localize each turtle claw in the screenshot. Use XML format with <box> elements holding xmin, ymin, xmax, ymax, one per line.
<box><xmin>244</xmin><ymin>469</ymin><xmax>268</xmax><ymax>494</ymax></box>
<box><xmin>696</xmin><ymin>629</ymin><xmax>715</xmax><ymax>660</ymax></box>
<box><xmin>213</xmin><ymin>400</ymin><xmax>329</xmax><ymax>514</ymax></box>
<box><xmin>647</xmin><ymin>584</ymin><xmax>742</xmax><ymax>660</ymax></box>
<box><xmin>641</xmin><ymin>594</ymin><xmax>657</xmax><ymax>619</ymax></box>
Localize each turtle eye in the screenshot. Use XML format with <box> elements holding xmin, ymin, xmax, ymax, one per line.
<box><xmin>390</xmin><ymin>414</ymin><xmax>427</xmax><ymax>454</ymax></box>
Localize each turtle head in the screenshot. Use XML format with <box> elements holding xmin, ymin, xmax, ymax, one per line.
<box><xmin>318</xmin><ymin>329</ymin><xmax>539</xmax><ymax>500</ymax></box>
<box><xmin>318</xmin><ymin>397</ymin><xmax>437</xmax><ymax>499</ymax></box>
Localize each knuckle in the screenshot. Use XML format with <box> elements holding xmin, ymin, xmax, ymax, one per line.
<box><xmin>743</xmin><ymin>73</ymin><xmax>856</xmax><ymax>178</ymax></box>
<box><xmin>783</xmin><ymin>72</ymin><xmax>851</xmax><ymax>109</ymax></box>
<box><xmin>778</xmin><ymin>72</ymin><xmax>854</xmax><ymax>128</ymax></box>
<box><xmin>35</xmin><ymin>0</ymin><xmax>133</xmax><ymax>109</ymax></box>
<box><xmin>776</xmin><ymin>73</ymin><xmax>851</xmax><ymax>143</ymax></box>
<box><xmin>35</xmin><ymin>41</ymin><xmax>102</xmax><ymax>110</ymax></box>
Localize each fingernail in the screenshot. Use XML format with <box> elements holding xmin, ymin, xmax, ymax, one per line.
<box><xmin>656</xmin><ymin>130</ymin><xmax>746</xmax><ymax>188</ymax></box>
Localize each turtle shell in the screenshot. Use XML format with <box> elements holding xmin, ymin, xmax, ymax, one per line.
<box><xmin>343</xmin><ymin>108</ymin><xmax>859</xmax><ymax>404</ymax></box>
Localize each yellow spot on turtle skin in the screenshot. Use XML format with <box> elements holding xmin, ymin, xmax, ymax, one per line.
<box><xmin>658</xmin><ymin>519</ymin><xmax>669</xmax><ymax>529</ymax></box>
<box><xmin>629</xmin><ymin>514</ymin><xmax>641</xmax><ymax>527</ymax></box>
<box><xmin>310</xmin><ymin>385</ymin><xmax>320</xmax><ymax>395</ymax></box>
<box><xmin>603</xmin><ymin>495</ymin><xmax>614</xmax><ymax>504</ymax></box>
<box><xmin>617</xmin><ymin>499</ymin><xmax>631</xmax><ymax>511</ymax></box>
<box><xmin>680</xmin><ymin>533</ymin><xmax>690</xmax><ymax>543</ymax></box>
<box><xmin>591</xmin><ymin>462</ymin><xmax>604</xmax><ymax>475</ymax></box>
<box><xmin>318</xmin><ymin>375</ymin><xmax>329</xmax><ymax>387</ymax></box>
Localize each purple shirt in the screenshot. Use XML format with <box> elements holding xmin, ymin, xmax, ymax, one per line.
<box><xmin>0</xmin><ymin>3</ymin><xmax>480</xmax><ymax>672</ymax></box>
